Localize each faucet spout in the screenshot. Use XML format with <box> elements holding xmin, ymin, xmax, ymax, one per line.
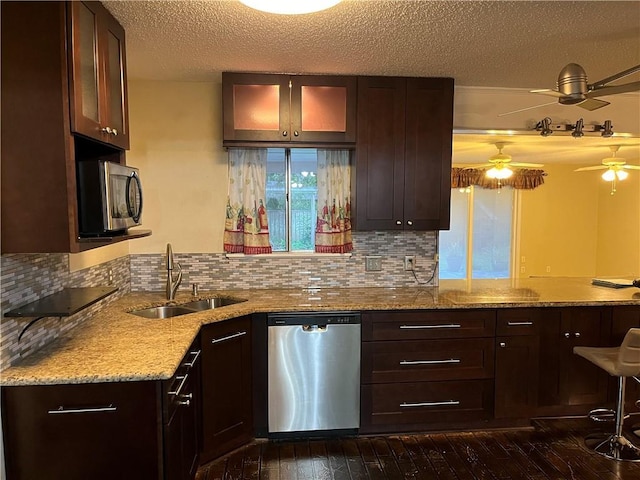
<box><xmin>166</xmin><ymin>243</ymin><xmax>182</xmax><ymax>300</ymax></box>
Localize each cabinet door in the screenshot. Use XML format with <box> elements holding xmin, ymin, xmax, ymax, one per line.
<box><xmin>200</xmin><ymin>316</ymin><xmax>253</xmax><ymax>463</ymax></box>
<box><xmin>404</xmin><ymin>77</ymin><xmax>454</xmax><ymax>230</ymax></box>
<box><xmin>538</xmin><ymin>307</ymin><xmax>611</xmax><ymax>414</ymax></box>
<box><xmin>495</xmin><ymin>335</ymin><xmax>539</xmax><ymax>418</ymax></box>
<box><xmin>222</xmin><ymin>72</ymin><xmax>290</xmax><ymax>142</ymax></box>
<box><xmin>68</xmin><ymin>2</ymin><xmax>129</xmax><ymax>149</ymax></box>
<box><xmin>2</xmin><ymin>381</ymin><xmax>161</xmax><ymax>480</ymax></box>
<box><xmin>290</xmin><ymin>75</ymin><xmax>357</xmax><ymax>143</ymax></box>
<box><xmin>354</xmin><ymin>76</ymin><xmax>406</xmax><ymax>230</ymax></box>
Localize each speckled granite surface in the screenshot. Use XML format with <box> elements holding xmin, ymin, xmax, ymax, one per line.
<box><xmin>1</xmin><ymin>278</ymin><xmax>638</xmax><ymax>386</ymax></box>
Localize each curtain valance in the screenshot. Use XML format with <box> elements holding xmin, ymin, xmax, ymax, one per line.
<box><xmin>451</xmin><ymin>167</ymin><xmax>547</xmax><ymax>190</ymax></box>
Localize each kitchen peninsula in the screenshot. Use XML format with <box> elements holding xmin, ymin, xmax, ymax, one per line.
<box><xmin>2</xmin><ymin>277</ymin><xmax>639</xmax><ymax>480</ymax></box>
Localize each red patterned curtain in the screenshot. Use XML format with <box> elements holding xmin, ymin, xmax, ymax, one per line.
<box><xmin>315</xmin><ymin>149</ymin><xmax>353</xmax><ymax>253</ymax></box>
<box><xmin>223</xmin><ymin>148</ymin><xmax>272</xmax><ymax>254</ymax></box>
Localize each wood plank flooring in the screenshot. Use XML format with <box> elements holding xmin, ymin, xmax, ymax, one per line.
<box><xmin>196</xmin><ymin>418</ymin><xmax>640</xmax><ymax>479</ymax></box>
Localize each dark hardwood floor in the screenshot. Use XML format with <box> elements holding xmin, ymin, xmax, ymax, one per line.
<box><xmin>196</xmin><ymin>418</ymin><xmax>640</xmax><ymax>479</ymax></box>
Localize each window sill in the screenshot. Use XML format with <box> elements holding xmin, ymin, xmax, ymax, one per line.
<box><xmin>225</xmin><ymin>252</ymin><xmax>352</xmax><ymax>259</ymax></box>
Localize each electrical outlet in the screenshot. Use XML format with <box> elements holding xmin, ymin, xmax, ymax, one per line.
<box><xmin>365</xmin><ymin>256</ymin><xmax>382</xmax><ymax>271</ymax></box>
<box><xmin>404</xmin><ymin>255</ymin><xmax>415</xmax><ymax>271</ymax></box>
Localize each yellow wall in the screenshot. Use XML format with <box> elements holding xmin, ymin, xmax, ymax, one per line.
<box><xmin>126</xmin><ymin>81</ymin><xmax>228</xmax><ymax>255</ymax></box>
<box><xmin>595</xmin><ymin>170</ymin><xmax>640</xmax><ymax>277</ymax></box>
<box><xmin>516</xmin><ymin>164</ymin><xmax>640</xmax><ymax>278</ymax></box>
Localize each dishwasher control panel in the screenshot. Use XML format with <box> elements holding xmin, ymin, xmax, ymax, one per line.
<box><xmin>268</xmin><ymin>312</ymin><xmax>361</xmax><ymax>326</ymax></box>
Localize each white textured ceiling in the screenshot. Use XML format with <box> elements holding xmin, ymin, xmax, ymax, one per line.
<box><xmin>103</xmin><ymin>0</ymin><xmax>640</xmax><ymax>166</ymax></box>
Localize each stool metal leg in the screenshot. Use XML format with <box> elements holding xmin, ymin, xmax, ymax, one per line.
<box><xmin>585</xmin><ymin>376</ymin><xmax>640</xmax><ymax>461</ymax></box>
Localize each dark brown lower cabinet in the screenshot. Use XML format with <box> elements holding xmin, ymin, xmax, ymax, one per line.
<box><xmin>200</xmin><ymin>316</ymin><xmax>253</xmax><ymax>463</ymax></box>
<box><xmin>494</xmin><ymin>309</ymin><xmax>540</xmax><ymax>419</ymax></box>
<box><xmin>2</xmin><ymin>381</ymin><xmax>162</xmax><ymax>480</ymax></box>
<box><xmin>163</xmin><ymin>343</ymin><xmax>201</xmax><ymax>480</ymax></box>
<box><xmin>2</xmin><ymin>339</ymin><xmax>202</xmax><ymax>480</ymax></box>
<box><xmin>537</xmin><ymin>306</ymin><xmax>612</xmax><ymax>416</ymax></box>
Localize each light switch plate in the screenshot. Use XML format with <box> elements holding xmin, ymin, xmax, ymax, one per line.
<box><xmin>365</xmin><ymin>256</ymin><xmax>382</xmax><ymax>271</ymax></box>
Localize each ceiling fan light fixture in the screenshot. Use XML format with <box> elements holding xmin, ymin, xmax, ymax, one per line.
<box><xmin>616</xmin><ymin>169</ymin><xmax>629</xmax><ymax>181</ymax></box>
<box><xmin>487</xmin><ymin>166</ymin><xmax>513</xmax><ymax>180</ymax></box>
<box><xmin>601</xmin><ymin>169</ymin><xmax>616</xmax><ymax>182</ymax></box>
<box><xmin>238</xmin><ymin>0</ymin><xmax>342</xmax><ymax>14</ymax></box>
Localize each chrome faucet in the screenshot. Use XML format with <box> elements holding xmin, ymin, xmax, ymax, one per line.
<box><xmin>166</xmin><ymin>243</ymin><xmax>182</xmax><ymax>301</ymax></box>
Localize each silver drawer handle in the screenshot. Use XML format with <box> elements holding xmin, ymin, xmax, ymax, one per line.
<box><xmin>168</xmin><ymin>374</ymin><xmax>189</xmax><ymax>397</ymax></box>
<box><xmin>183</xmin><ymin>349</ymin><xmax>201</xmax><ymax>367</ymax></box>
<box><xmin>400</xmin><ymin>359</ymin><xmax>461</xmax><ymax>365</ymax></box>
<box><xmin>400</xmin><ymin>400</ymin><xmax>460</xmax><ymax>408</ymax></box>
<box><xmin>48</xmin><ymin>404</ymin><xmax>116</xmax><ymax>415</ymax></box>
<box><xmin>211</xmin><ymin>331</ymin><xmax>247</xmax><ymax>344</ymax></box>
<box><xmin>507</xmin><ymin>321</ymin><xmax>533</xmax><ymax>326</ymax></box>
<box><xmin>176</xmin><ymin>399</ymin><xmax>191</xmax><ymax>406</ymax></box>
<box><xmin>400</xmin><ymin>324</ymin><xmax>461</xmax><ymax>329</ymax></box>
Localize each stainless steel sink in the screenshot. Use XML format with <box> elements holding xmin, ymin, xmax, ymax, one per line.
<box><xmin>130</xmin><ymin>305</ymin><xmax>197</xmax><ymax>319</ymax></box>
<box><xmin>130</xmin><ymin>297</ymin><xmax>247</xmax><ymax>319</ymax></box>
<box><xmin>181</xmin><ymin>297</ymin><xmax>247</xmax><ymax>311</ymax></box>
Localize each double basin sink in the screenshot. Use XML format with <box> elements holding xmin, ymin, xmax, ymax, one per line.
<box><xmin>131</xmin><ymin>297</ymin><xmax>246</xmax><ymax>319</ymax></box>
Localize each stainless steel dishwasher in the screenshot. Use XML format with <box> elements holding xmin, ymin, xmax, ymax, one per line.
<box><xmin>267</xmin><ymin>312</ymin><xmax>361</xmax><ymax>435</ymax></box>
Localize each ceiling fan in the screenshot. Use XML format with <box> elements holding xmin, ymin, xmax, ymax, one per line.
<box><xmin>574</xmin><ymin>145</ymin><xmax>640</xmax><ymax>194</ymax></box>
<box><xmin>468</xmin><ymin>143</ymin><xmax>544</xmax><ymax>179</ymax></box>
<box><xmin>500</xmin><ymin>63</ymin><xmax>640</xmax><ymax>116</ymax></box>
<box><xmin>574</xmin><ymin>145</ymin><xmax>640</xmax><ymax>180</ymax></box>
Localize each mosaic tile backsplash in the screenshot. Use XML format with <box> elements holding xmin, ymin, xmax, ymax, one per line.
<box><xmin>0</xmin><ymin>254</ymin><xmax>130</xmax><ymax>370</ymax></box>
<box><xmin>1</xmin><ymin>231</ymin><xmax>437</xmax><ymax>368</ymax></box>
<box><xmin>130</xmin><ymin>231</ymin><xmax>438</xmax><ymax>291</ymax></box>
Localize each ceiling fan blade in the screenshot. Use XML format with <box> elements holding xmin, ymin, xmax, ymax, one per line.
<box><xmin>589</xmin><ymin>65</ymin><xmax>640</xmax><ymax>89</ymax></box>
<box><xmin>460</xmin><ymin>163</ymin><xmax>493</xmax><ymax>168</ymax></box>
<box><xmin>576</xmin><ymin>98</ymin><xmax>610</xmax><ymax>111</ymax></box>
<box><xmin>574</xmin><ymin>165</ymin><xmax>608</xmax><ymax>172</ymax></box>
<box><xmin>622</xmin><ymin>165</ymin><xmax>640</xmax><ymax>170</ymax></box>
<box><xmin>510</xmin><ymin>162</ymin><xmax>544</xmax><ymax>168</ymax></box>
<box><xmin>498</xmin><ymin>101</ymin><xmax>558</xmax><ymax>117</ymax></box>
<box><xmin>530</xmin><ymin>89</ymin><xmax>566</xmax><ymax>98</ymax></box>
<box><xmin>586</xmin><ymin>81</ymin><xmax>640</xmax><ymax>97</ymax></box>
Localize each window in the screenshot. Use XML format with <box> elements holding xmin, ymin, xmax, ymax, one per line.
<box><xmin>266</xmin><ymin>148</ymin><xmax>318</xmax><ymax>252</ymax></box>
<box><xmin>439</xmin><ymin>186</ymin><xmax>514</xmax><ymax>279</ymax></box>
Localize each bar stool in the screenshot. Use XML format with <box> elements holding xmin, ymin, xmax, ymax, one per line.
<box><xmin>573</xmin><ymin>328</ymin><xmax>640</xmax><ymax>461</ymax></box>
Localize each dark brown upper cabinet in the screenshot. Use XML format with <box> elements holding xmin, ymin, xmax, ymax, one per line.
<box><xmin>69</xmin><ymin>1</ymin><xmax>130</xmax><ymax>150</ymax></box>
<box><xmin>222</xmin><ymin>72</ymin><xmax>357</xmax><ymax>146</ymax></box>
<box><xmin>354</xmin><ymin>76</ymin><xmax>454</xmax><ymax>231</ymax></box>
<box><xmin>1</xmin><ymin>1</ymin><xmax>143</xmax><ymax>253</ymax></box>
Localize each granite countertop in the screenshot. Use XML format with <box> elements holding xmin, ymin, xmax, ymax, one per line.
<box><xmin>2</xmin><ymin>277</ymin><xmax>638</xmax><ymax>387</ymax></box>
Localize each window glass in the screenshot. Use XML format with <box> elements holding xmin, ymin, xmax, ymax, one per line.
<box><xmin>472</xmin><ymin>188</ymin><xmax>513</xmax><ymax>278</ymax></box>
<box><xmin>266</xmin><ymin>148</ymin><xmax>318</xmax><ymax>251</ymax></box>
<box><xmin>439</xmin><ymin>188</ymin><xmax>469</xmax><ymax>279</ymax></box>
<box><xmin>439</xmin><ymin>186</ymin><xmax>513</xmax><ymax>279</ymax></box>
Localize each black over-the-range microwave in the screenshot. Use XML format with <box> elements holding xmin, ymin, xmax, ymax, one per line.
<box><xmin>77</xmin><ymin>160</ymin><xmax>143</xmax><ymax>236</ymax></box>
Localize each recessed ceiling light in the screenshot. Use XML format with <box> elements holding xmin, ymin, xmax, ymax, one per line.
<box><xmin>239</xmin><ymin>0</ymin><xmax>342</xmax><ymax>15</ymax></box>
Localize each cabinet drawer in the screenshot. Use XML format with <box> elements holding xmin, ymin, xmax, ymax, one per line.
<box><xmin>362</xmin><ymin>310</ymin><xmax>496</xmax><ymax>341</ymax></box>
<box><xmin>361</xmin><ymin>379</ymin><xmax>493</xmax><ymax>428</ymax></box>
<box><xmin>496</xmin><ymin>309</ymin><xmax>540</xmax><ymax>336</ymax></box>
<box><xmin>362</xmin><ymin>338</ymin><xmax>494</xmax><ymax>384</ymax></box>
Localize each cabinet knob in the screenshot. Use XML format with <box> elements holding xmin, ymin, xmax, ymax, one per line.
<box><xmin>282</xmin><ymin>130</ymin><xmax>288</xmax><ymax>137</ymax></box>
<box><xmin>564</xmin><ymin>332</ymin><xmax>571</xmax><ymax>338</ymax></box>
<box><xmin>111</xmin><ymin>128</ymin><xmax>118</xmax><ymax>136</ymax></box>
<box><xmin>396</xmin><ymin>220</ymin><xmax>402</xmax><ymax>225</ymax></box>
<box><xmin>499</xmin><ymin>342</ymin><xmax>506</xmax><ymax>348</ymax></box>
<box><xmin>293</xmin><ymin>130</ymin><xmax>299</xmax><ymax>137</ymax></box>
<box><xmin>575</xmin><ymin>332</ymin><xmax>581</xmax><ymax>338</ymax></box>
<box><xmin>101</xmin><ymin>126</ymin><xmax>113</xmax><ymax>134</ymax></box>
<box><xmin>407</xmin><ymin>220</ymin><xmax>413</xmax><ymax>226</ymax></box>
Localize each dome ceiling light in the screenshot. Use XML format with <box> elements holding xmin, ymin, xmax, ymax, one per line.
<box><xmin>238</xmin><ymin>0</ymin><xmax>342</xmax><ymax>15</ymax></box>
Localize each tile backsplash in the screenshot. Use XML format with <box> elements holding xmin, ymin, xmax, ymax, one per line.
<box><xmin>130</xmin><ymin>231</ymin><xmax>438</xmax><ymax>291</ymax></box>
<box><xmin>0</xmin><ymin>231</ymin><xmax>437</xmax><ymax>369</ymax></box>
<box><xmin>0</xmin><ymin>254</ymin><xmax>130</xmax><ymax>370</ymax></box>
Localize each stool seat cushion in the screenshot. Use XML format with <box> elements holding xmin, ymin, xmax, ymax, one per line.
<box><xmin>574</xmin><ymin>345</ymin><xmax>640</xmax><ymax>377</ymax></box>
